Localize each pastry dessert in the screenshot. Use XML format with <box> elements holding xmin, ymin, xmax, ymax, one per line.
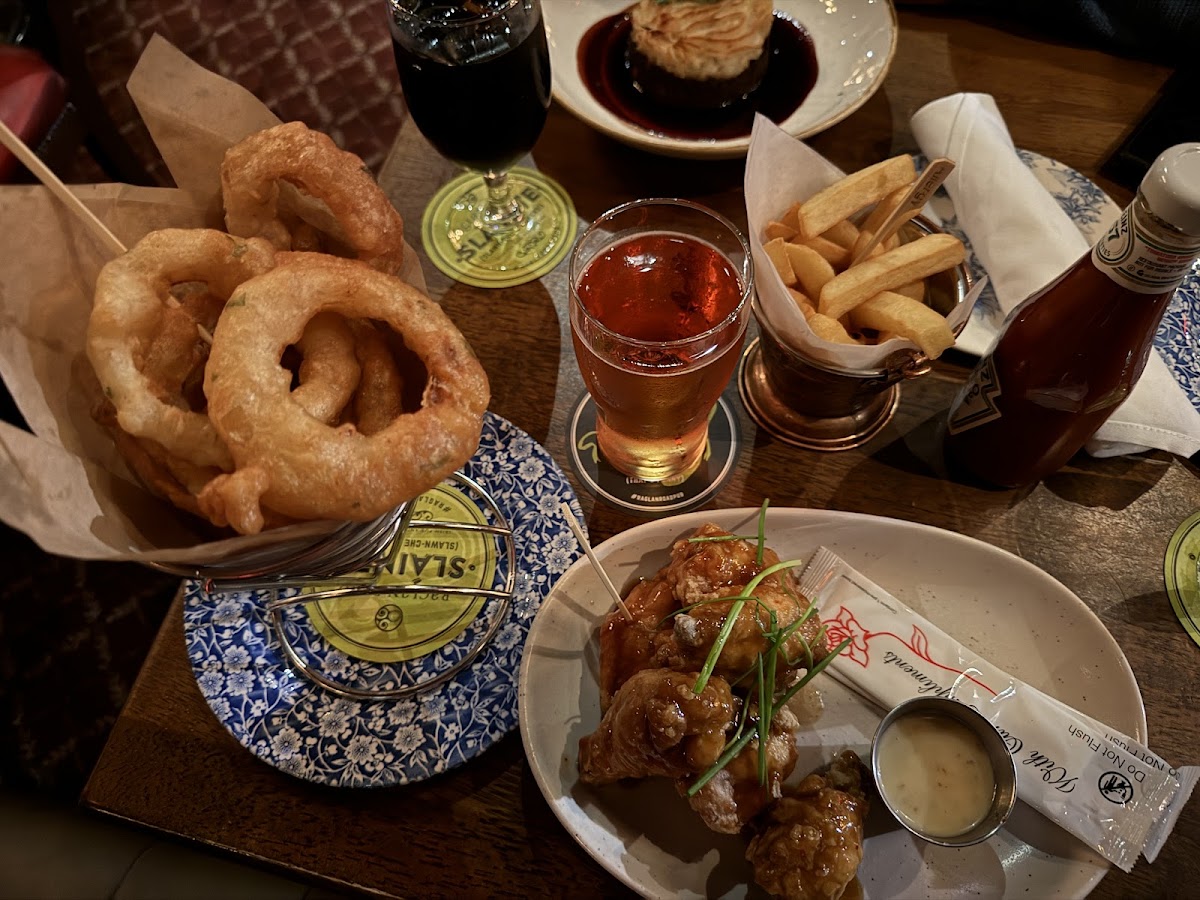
<box><xmin>628</xmin><ymin>0</ymin><xmax>775</xmax><ymax>111</ymax></box>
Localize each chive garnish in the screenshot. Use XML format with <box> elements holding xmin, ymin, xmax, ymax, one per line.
<box><xmin>755</xmin><ymin>498</ymin><xmax>768</xmax><ymax>565</ymax></box>
<box><xmin>756</xmin><ymin>653</ymin><xmax>770</xmax><ymax>785</ymax></box>
<box><xmin>690</xmin><ymin>558</ymin><xmax>809</xmax><ymax>696</ymax></box>
<box><xmin>682</xmin><ymin>501</ymin><xmax>849</xmax><ymax>797</ymax></box>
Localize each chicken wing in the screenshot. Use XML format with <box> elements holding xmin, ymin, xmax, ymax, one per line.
<box><xmin>597</xmin><ymin>524</ymin><xmax>829</xmax><ymax>707</ymax></box>
<box><xmin>684</xmin><ymin>705</ymin><xmax>800</xmax><ymax>834</ymax></box>
<box><xmin>745</xmin><ymin>751</ymin><xmax>869</xmax><ymax>900</ymax></box>
<box><xmin>597</xmin><ymin>573</ymin><xmax>681</xmax><ymax>711</ymax></box>
<box><xmin>579</xmin><ymin>668</ymin><xmax>736</xmax><ymax>785</ymax></box>
<box><xmin>744</xmin><ymin>753</ymin><xmax>868</xmax><ymax>900</ymax></box>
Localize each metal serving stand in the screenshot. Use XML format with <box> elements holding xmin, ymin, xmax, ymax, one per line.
<box><xmin>189</xmin><ymin>471</ymin><xmax>517</xmax><ymax>700</ymax></box>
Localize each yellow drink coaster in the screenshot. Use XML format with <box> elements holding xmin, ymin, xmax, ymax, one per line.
<box><xmin>307</xmin><ymin>484</ymin><xmax>498</xmax><ymax>663</ymax></box>
<box><xmin>1165</xmin><ymin>510</ymin><xmax>1200</xmax><ymax>650</ymax></box>
<box><xmin>421</xmin><ymin>166</ymin><xmax>577</xmax><ymax>288</ymax></box>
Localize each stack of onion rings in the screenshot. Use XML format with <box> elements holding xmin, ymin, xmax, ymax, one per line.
<box><xmin>84</xmin><ymin>123</ymin><xmax>489</xmax><ymax>538</ymax></box>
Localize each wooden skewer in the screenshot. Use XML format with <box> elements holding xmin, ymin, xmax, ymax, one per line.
<box><xmin>559</xmin><ymin>502</ymin><xmax>633</xmax><ymax>622</ymax></box>
<box><xmin>0</xmin><ymin>119</ymin><xmax>127</xmax><ymax>257</ymax></box>
<box><xmin>850</xmin><ymin>157</ymin><xmax>956</xmax><ymax>265</ymax></box>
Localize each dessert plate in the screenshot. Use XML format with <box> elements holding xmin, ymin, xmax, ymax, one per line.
<box><xmin>519</xmin><ymin>507</ymin><xmax>1146</xmax><ymax>899</ymax></box>
<box><xmin>184</xmin><ymin>412</ymin><xmax>584</xmax><ymax>788</ymax></box>
<box><xmin>544</xmin><ymin>0</ymin><xmax>897</xmax><ymax>159</ymax></box>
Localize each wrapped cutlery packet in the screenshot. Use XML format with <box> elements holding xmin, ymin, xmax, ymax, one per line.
<box><xmin>799</xmin><ymin>547</ymin><xmax>1198</xmax><ymax>871</ymax></box>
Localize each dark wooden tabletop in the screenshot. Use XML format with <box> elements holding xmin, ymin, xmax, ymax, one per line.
<box><xmin>81</xmin><ymin>8</ymin><xmax>1196</xmax><ymax>899</ymax></box>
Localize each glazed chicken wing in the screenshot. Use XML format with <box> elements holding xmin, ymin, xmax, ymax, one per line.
<box><xmin>685</xmin><ymin>706</ymin><xmax>800</xmax><ymax>834</ymax></box>
<box><xmin>598</xmin><ymin>524</ymin><xmax>828</xmax><ymax>707</ymax></box>
<box><xmin>746</xmin><ymin>751</ymin><xmax>869</xmax><ymax>900</ymax></box>
<box><xmin>579</xmin><ymin>669</ymin><xmax>736</xmax><ymax>785</ymax></box>
<box><xmin>597</xmin><ymin>573</ymin><xmax>681</xmax><ymax>711</ymax></box>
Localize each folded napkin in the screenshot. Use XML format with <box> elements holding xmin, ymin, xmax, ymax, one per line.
<box><xmin>912</xmin><ymin>92</ymin><xmax>1200</xmax><ymax>460</ymax></box>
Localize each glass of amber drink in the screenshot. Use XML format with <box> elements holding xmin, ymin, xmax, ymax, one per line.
<box><xmin>569</xmin><ymin>199</ymin><xmax>753</xmax><ymax>482</ymax></box>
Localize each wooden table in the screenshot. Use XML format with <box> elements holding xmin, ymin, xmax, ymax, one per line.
<box><xmin>82</xmin><ymin>9</ymin><xmax>1192</xmax><ymax>899</ymax></box>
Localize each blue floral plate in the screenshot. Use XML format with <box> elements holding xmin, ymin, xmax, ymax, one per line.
<box><xmin>183</xmin><ymin>412</ymin><xmax>584</xmax><ymax>788</ymax></box>
<box><xmin>931</xmin><ymin>150</ymin><xmax>1200</xmax><ymax>413</ymax></box>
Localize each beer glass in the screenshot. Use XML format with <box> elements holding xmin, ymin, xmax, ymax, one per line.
<box><xmin>569</xmin><ymin>199</ymin><xmax>752</xmax><ymax>482</ymax></box>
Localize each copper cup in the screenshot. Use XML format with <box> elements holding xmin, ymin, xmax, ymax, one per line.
<box><xmin>738</xmin><ymin>217</ymin><xmax>970</xmax><ymax>451</ymax></box>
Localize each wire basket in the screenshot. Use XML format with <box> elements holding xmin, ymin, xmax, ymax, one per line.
<box><xmin>189</xmin><ymin>471</ymin><xmax>517</xmax><ymax>700</ymax></box>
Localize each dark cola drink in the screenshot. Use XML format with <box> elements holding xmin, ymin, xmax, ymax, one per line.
<box><xmin>389</xmin><ymin>0</ymin><xmax>550</xmax><ymax>174</ymax></box>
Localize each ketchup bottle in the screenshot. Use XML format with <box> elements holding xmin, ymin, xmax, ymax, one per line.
<box><xmin>945</xmin><ymin>143</ymin><xmax>1200</xmax><ymax>487</ymax></box>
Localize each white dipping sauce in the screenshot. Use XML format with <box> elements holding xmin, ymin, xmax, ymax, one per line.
<box><xmin>876</xmin><ymin>712</ymin><xmax>996</xmax><ymax>837</ymax></box>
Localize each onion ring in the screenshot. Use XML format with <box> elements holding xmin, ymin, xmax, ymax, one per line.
<box><xmin>199</xmin><ymin>255</ymin><xmax>489</xmax><ymax>535</ymax></box>
<box><xmin>292</xmin><ymin>312</ymin><xmax>361</xmax><ymax>424</ymax></box>
<box><xmin>140</xmin><ymin>299</ymin><xmax>210</xmax><ymax>405</ymax></box>
<box><xmin>86</xmin><ymin>228</ymin><xmax>276</xmax><ymax>470</ymax></box>
<box><xmin>221</xmin><ymin>122</ymin><xmax>406</xmax><ymax>275</ymax></box>
<box><xmin>349</xmin><ymin>320</ymin><xmax>405</xmax><ymax>436</ymax></box>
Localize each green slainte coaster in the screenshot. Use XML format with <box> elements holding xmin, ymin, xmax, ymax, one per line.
<box><xmin>1165</xmin><ymin>510</ymin><xmax>1200</xmax><ymax>650</ymax></box>
<box><xmin>421</xmin><ymin>166</ymin><xmax>577</xmax><ymax>288</ymax></box>
<box><xmin>305</xmin><ymin>484</ymin><xmax>497</xmax><ymax>663</ymax></box>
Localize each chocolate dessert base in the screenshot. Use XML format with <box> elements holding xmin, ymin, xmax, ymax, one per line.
<box><xmin>627</xmin><ymin>39</ymin><xmax>770</xmax><ymax>111</ymax></box>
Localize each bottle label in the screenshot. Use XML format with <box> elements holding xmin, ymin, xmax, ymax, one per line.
<box><xmin>1092</xmin><ymin>204</ymin><xmax>1200</xmax><ymax>294</ymax></box>
<box><xmin>947</xmin><ymin>354</ymin><xmax>1003</xmax><ymax>435</ymax></box>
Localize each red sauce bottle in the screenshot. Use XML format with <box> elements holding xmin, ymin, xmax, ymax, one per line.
<box><xmin>945</xmin><ymin>143</ymin><xmax>1200</xmax><ymax>487</ymax></box>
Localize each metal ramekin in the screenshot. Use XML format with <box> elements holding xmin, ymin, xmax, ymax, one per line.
<box><xmin>870</xmin><ymin>696</ymin><xmax>1018</xmax><ymax>848</ymax></box>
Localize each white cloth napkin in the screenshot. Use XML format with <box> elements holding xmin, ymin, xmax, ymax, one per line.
<box><xmin>912</xmin><ymin>92</ymin><xmax>1200</xmax><ymax>459</ymax></box>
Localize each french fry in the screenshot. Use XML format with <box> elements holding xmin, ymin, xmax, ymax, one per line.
<box><xmin>795</xmin><ymin>155</ymin><xmax>917</xmax><ymax>239</ymax></box>
<box><xmin>787</xmin><ymin>287</ymin><xmax>817</xmax><ymax>319</ymax></box>
<box><xmin>807</xmin><ymin>312</ymin><xmax>857</xmax><ymax>344</ymax></box>
<box><xmin>893</xmin><ymin>280</ymin><xmax>926</xmax><ymax>302</ymax></box>
<box><xmin>763</xmin><ymin>237</ymin><xmax>796</xmax><ymax>285</ymax></box>
<box><xmin>818</xmin><ymin>233</ymin><xmax>965</xmax><ymax>320</ymax></box>
<box><xmin>780</xmin><ymin>201</ymin><xmax>803</xmax><ymax>231</ymax></box>
<box><xmin>800</xmin><ymin>235</ymin><xmax>850</xmax><ymax>269</ymax></box>
<box><xmin>848</xmin><ymin>290</ymin><xmax>956</xmax><ymax>358</ymax></box>
<box><xmin>783</xmin><ymin>242</ymin><xmax>836</xmax><ymax>298</ymax></box>
<box><xmin>821</xmin><ymin>218</ymin><xmax>860</xmax><ymax>250</ymax></box>
<box><xmin>764</xmin><ymin>220</ymin><xmax>799</xmax><ymax>242</ymax></box>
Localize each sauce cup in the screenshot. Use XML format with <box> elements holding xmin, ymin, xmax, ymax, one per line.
<box><xmin>870</xmin><ymin>696</ymin><xmax>1017</xmax><ymax>848</ymax></box>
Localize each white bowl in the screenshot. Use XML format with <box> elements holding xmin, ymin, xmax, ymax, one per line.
<box><xmin>543</xmin><ymin>0</ymin><xmax>898</xmax><ymax>159</ymax></box>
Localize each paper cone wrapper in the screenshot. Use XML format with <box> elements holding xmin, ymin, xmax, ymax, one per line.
<box><xmin>0</xmin><ymin>34</ymin><xmax>423</xmax><ymax>564</ymax></box>
<box><xmin>745</xmin><ymin>115</ymin><xmax>980</xmax><ymax>370</ymax></box>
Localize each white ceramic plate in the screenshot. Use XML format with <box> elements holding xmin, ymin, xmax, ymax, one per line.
<box><xmin>519</xmin><ymin>508</ymin><xmax>1146</xmax><ymax>899</ymax></box>
<box><xmin>543</xmin><ymin>0</ymin><xmax>898</xmax><ymax>159</ymax></box>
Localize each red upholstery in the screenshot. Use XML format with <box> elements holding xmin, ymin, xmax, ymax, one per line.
<box><xmin>0</xmin><ymin>45</ymin><xmax>66</xmax><ymax>182</ymax></box>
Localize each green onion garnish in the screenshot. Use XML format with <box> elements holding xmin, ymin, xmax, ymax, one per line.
<box><xmin>683</xmin><ymin>500</ymin><xmax>849</xmax><ymax>798</ymax></box>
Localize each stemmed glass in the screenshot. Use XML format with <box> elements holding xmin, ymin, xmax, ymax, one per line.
<box><xmin>388</xmin><ymin>0</ymin><xmax>575</xmax><ymax>288</ymax></box>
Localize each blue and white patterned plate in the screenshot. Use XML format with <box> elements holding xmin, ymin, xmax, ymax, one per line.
<box><xmin>183</xmin><ymin>412</ymin><xmax>584</xmax><ymax>788</ymax></box>
<box><xmin>931</xmin><ymin>150</ymin><xmax>1200</xmax><ymax>412</ymax></box>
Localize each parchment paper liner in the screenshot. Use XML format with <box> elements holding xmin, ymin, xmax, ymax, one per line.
<box><xmin>744</xmin><ymin>114</ymin><xmax>983</xmax><ymax>371</ymax></box>
<box><xmin>0</xmin><ymin>34</ymin><xmax>425</xmax><ymax>565</ymax></box>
